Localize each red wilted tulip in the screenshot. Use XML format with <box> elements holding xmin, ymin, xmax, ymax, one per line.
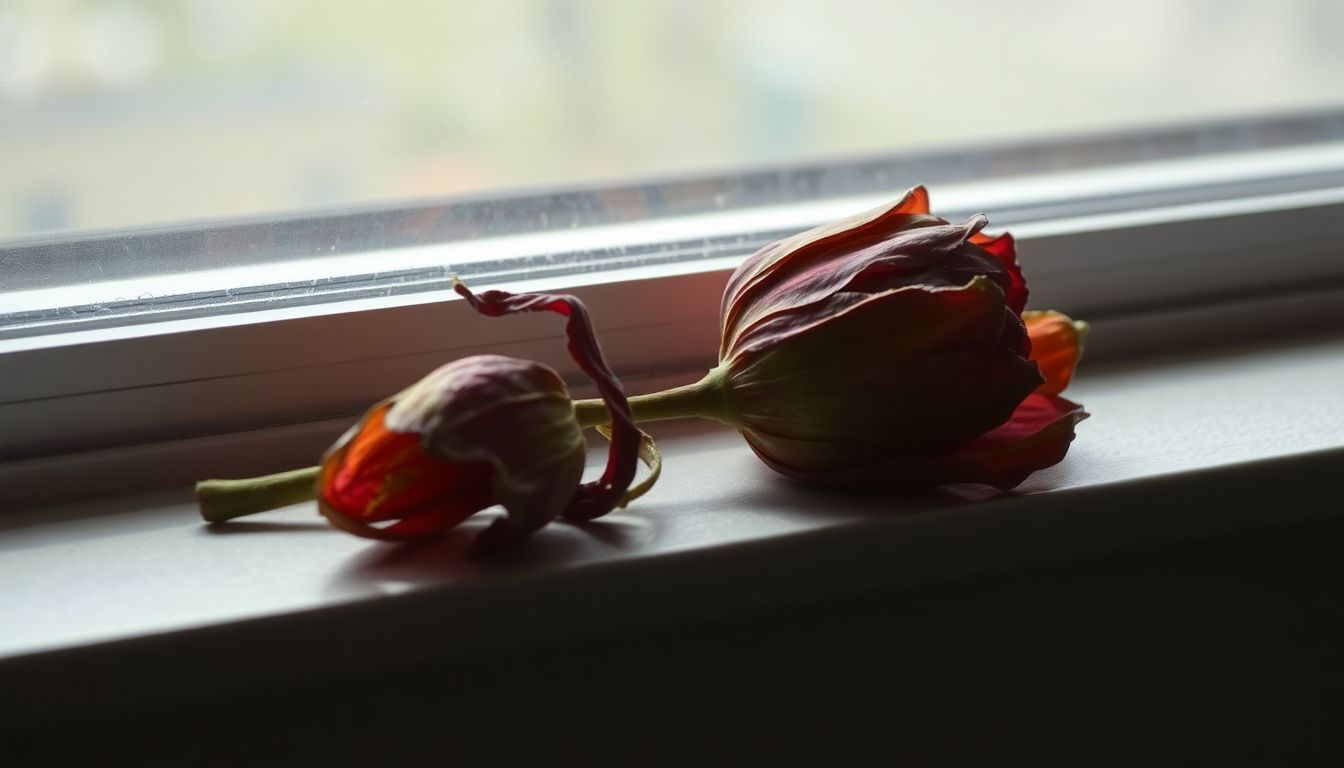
<box><xmin>572</xmin><ymin>186</ymin><xmax>1087</xmax><ymax>491</ymax></box>
<box><xmin>198</xmin><ymin>282</ymin><xmax>648</xmax><ymax>549</ymax></box>
<box><xmin>714</xmin><ymin>185</ymin><xmax>1086</xmax><ymax>489</ymax></box>
<box><xmin>317</xmin><ymin>283</ymin><xmax>645</xmax><ymax>547</ymax></box>
<box><xmin>317</xmin><ymin>355</ymin><xmax>588</xmax><ymax>544</ymax></box>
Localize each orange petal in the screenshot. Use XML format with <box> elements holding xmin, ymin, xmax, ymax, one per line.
<box><xmin>1025</xmin><ymin>310</ymin><xmax>1088</xmax><ymax>396</ymax></box>
<box><xmin>317</xmin><ymin>402</ymin><xmax>493</xmax><ymax>540</ymax></box>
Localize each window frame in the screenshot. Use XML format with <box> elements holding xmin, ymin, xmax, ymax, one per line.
<box><xmin>4</xmin><ymin>112</ymin><xmax>1344</xmax><ymax>508</ymax></box>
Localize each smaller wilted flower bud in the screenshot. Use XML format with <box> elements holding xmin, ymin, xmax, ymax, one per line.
<box><xmin>196</xmin><ymin>281</ymin><xmax>651</xmax><ymax>549</ymax></box>
<box><xmin>315</xmin><ymin>282</ymin><xmax>650</xmax><ymax>548</ymax></box>
<box><xmin>318</xmin><ymin>355</ymin><xmax>587</xmax><ymax>543</ymax></box>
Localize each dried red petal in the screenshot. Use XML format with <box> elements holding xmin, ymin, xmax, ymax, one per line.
<box><xmin>969</xmin><ymin>231</ymin><xmax>1027</xmax><ymax>315</ymax></box>
<box><xmin>721</xmin><ymin>186</ymin><xmax>936</xmax><ymax>358</ymax></box>
<box><xmin>454</xmin><ymin>281</ymin><xmax>639</xmax><ymax>523</ymax></box>
<box><xmin>712</xmin><ymin>187</ymin><xmax>1085</xmax><ymax>490</ymax></box>
<box><xmin>941</xmin><ymin>393</ymin><xmax>1088</xmax><ymax>488</ymax></box>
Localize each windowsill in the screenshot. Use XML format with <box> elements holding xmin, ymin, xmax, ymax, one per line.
<box><xmin>3</xmin><ymin>328</ymin><xmax>1343</xmax><ymax>730</ymax></box>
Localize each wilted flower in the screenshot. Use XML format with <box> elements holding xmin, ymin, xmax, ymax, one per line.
<box><xmin>317</xmin><ymin>354</ymin><xmax>588</xmax><ymax>544</ymax></box>
<box><xmin>318</xmin><ymin>283</ymin><xmax>645</xmax><ymax>547</ymax></box>
<box><xmin>198</xmin><ymin>283</ymin><xmax>648</xmax><ymax>549</ymax></box>
<box><xmin>572</xmin><ymin>186</ymin><xmax>1087</xmax><ymax>491</ymax></box>
<box><xmin>199</xmin><ymin>187</ymin><xmax>1087</xmax><ymax>545</ymax></box>
<box><xmin>710</xmin><ymin>186</ymin><xmax>1086</xmax><ymax>489</ymax></box>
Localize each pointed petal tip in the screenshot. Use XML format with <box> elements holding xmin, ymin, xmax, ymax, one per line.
<box><xmin>961</xmin><ymin>213</ymin><xmax>989</xmax><ymax>242</ymax></box>
<box><xmin>891</xmin><ymin>185</ymin><xmax>930</xmax><ymax>216</ymax></box>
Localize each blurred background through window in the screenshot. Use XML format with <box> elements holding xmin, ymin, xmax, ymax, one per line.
<box><xmin>3</xmin><ymin>0</ymin><xmax>1343</xmax><ymax>242</ymax></box>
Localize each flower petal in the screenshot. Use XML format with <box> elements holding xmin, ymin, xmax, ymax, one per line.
<box><xmin>723</xmin><ymin>187</ymin><xmax>930</xmax><ymax>313</ymax></box>
<box><xmin>1025</xmin><ymin>310</ymin><xmax>1088</xmax><ymax>395</ymax></box>
<box><xmin>317</xmin><ymin>403</ymin><xmax>493</xmax><ymax>540</ymax></box>
<box><xmin>720</xmin><ymin>186</ymin><xmax>938</xmax><ymax>357</ymax></box>
<box><xmin>946</xmin><ymin>393</ymin><xmax>1088</xmax><ymax>488</ymax></box>
<box><xmin>737</xmin><ymin>347</ymin><xmax>1041</xmax><ymax>465</ymax></box>
<box><xmin>729</xmin><ymin>275</ymin><xmax>1011</xmax><ymax>361</ymax></box>
<box><xmin>749</xmin><ymin>394</ymin><xmax>1086</xmax><ymax>491</ymax></box>
<box><xmin>454</xmin><ymin>280</ymin><xmax>640</xmax><ymax>525</ymax></box>
<box><xmin>728</xmin><ymin>279</ymin><xmax>1044</xmax><ymax>458</ymax></box>
<box><xmin>395</xmin><ymin>360</ymin><xmax>587</xmax><ymax>540</ymax></box>
<box><xmin>723</xmin><ymin>215</ymin><xmax>1001</xmax><ymax>357</ymax></box>
<box><xmin>721</xmin><ymin>199</ymin><xmax>1026</xmax><ymax>363</ymax></box>
<box><xmin>969</xmin><ymin>231</ymin><xmax>1027</xmax><ymax>315</ymax></box>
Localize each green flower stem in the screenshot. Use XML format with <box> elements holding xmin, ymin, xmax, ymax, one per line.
<box><xmin>573</xmin><ymin>366</ymin><xmax>730</xmax><ymax>428</ymax></box>
<box><xmin>196</xmin><ymin>466</ymin><xmax>320</xmax><ymax>523</ymax></box>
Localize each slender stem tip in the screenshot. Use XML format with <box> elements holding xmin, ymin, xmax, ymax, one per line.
<box><xmin>196</xmin><ymin>466</ymin><xmax>320</xmax><ymax>523</ymax></box>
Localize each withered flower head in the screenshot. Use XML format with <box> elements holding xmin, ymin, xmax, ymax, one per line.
<box><xmin>318</xmin><ymin>282</ymin><xmax>644</xmax><ymax>548</ymax></box>
<box><xmin>714</xmin><ymin>186</ymin><xmax>1087</xmax><ymax>490</ymax></box>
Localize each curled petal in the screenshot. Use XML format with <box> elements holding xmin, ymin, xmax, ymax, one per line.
<box><xmin>720</xmin><ymin>186</ymin><xmax>938</xmax><ymax>357</ymax></box>
<box><xmin>454</xmin><ymin>280</ymin><xmax>639</xmax><ymax>525</ymax></box>
<box><xmin>948</xmin><ymin>393</ymin><xmax>1088</xmax><ymax>488</ymax></box>
<box><xmin>730</xmin><ymin>275</ymin><xmax>1011</xmax><ymax>361</ymax></box>
<box><xmin>1025</xmin><ymin>310</ymin><xmax>1088</xmax><ymax>395</ymax></box>
<box><xmin>723</xmin><ymin>187</ymin><xmax>930</xmax><ymax>313</ymax></box>
<box><xmin>724</xmin><ymin>216</ymin><xmax>1001</xmax><ymax>357</ymax></box>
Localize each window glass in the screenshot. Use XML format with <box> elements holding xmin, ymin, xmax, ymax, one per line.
<box><xmin>3</xmin><ymin>0</ymin><xmax>1343</xmax><ymax>242</ymax></box>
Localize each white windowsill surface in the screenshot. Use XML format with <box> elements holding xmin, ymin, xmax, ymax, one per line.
<box><xmin>3</xmin><ymin>328</ymin><xmax>1343</xmax><ymax>729</ymax></box>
